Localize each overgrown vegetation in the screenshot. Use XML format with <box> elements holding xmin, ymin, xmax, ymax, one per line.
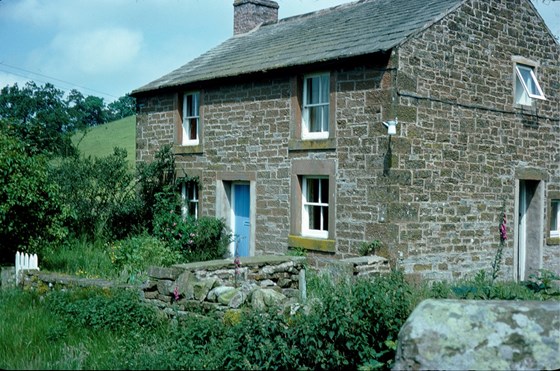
<box><xmin>1</xmin><ymin>268</ymin><xmax>558</xmax><ymax>370</ymax></box>
<box><xmin>0</xmin><ymin>131</ymin><xmax>69</xmax><ymax>263</ymax></box>
<box><xmin>0</xmin><ymin>82</ymin><xmax>230</xmax><ymax>271</ymax></box>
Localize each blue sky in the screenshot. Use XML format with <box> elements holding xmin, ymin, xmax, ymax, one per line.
<box><xmin>0</xmin><ymin>0</ymin><xmax>558</xmax><ymax>102</ymax></box>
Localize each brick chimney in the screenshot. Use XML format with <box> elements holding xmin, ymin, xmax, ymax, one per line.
<box><xmin>233</xmin><ymin>0</ymin><xmax>279</xmax><ymax>35</ymax></box>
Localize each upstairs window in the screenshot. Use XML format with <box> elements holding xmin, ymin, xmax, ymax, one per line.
<box><xmin>550</xmin><ymin>199</ymin><xmax>559</xmax><ymax>238</ymax></box>
<box><xmin>181</xmin><ymin>181</ymin><xmax>199</xmax><ymax>219</ymax></box>
<box><xmin>515</xmin><ymin>64</ymin><xmax>545</xmax><ymax>106</ymax></box>
<box><xmin>302</xmin><ymin>74</ymin><xmax>329</xmax><ymax>139</ymax></box>
<box><xmin>302</xmin><ymin>176</ymin><xmax>329</xmax><ymax>238</ymax></box>
<box><xmin>182</xmin><ymin>92</ymin><xmax>200</xmax><ymax>145</ymax></box>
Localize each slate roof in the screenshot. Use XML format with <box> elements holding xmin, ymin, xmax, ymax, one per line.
<box><xmin>133</xmin><ymin>0</ymin><xmax>464</xmax><ymax>95</ymax></box>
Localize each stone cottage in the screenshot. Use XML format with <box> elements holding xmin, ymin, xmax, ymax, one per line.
<box><xmin>132</xmin><ymin>0</ymin><xmax>559</xmax><ymax>281</ymax></box>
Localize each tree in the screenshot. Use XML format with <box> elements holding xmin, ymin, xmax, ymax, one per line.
<box><xmin>107</xmin><ymin>94</ymin><xmax>136</xmax><ymax>121</ymax></box>
<box><xmin>52</xmin><ymin>147</ymin><xmax>137</xmax><ymax>240</ymax></box>
<box><xmin>0</xmin><ymin>82</ymin><xmax>74</xmax><ymax>156</ymax></box>
<box><xmin>66</xmin><ymin>89</ymin><xmax>88</xmax><ymax>132</ymax></box>
<box><xmin>0</xmin><ymin>129</ymin><xmax>68</xmax><ymax>263</ymax></box>
<box><xmin>83</xmin><ymin>95</ymin><xmax>107</xmax><ymax>127</ymax></box>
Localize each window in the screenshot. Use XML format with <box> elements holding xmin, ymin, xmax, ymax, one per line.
<box><xmin>302</xmin><ymin>176</ymin><xmax>329</xmax><ymax>238</ymax></box>
<box><xmin>302</xmin><ymin>74</ymin><xmax>329</xmax><ymax>139</ymax></box>
<box><xmin>289</xmin><ymin>159</ymin><xmax>335</xmax><ymax>252</ymax></box>
<box><xmin>515</xmin><ymin>64</ymin><xmax>545</xmax><ymax>106</ymax></box>
<box><xmin>181</xmin><ymin>181</ymin><xmax>199</xmax><ymax>219</ymax></box>
<box><xmin>182</xmin><ymin>92</ymin><xmax>199</xmax><ymax>145</ymax></box>
<box><xmin>550</xmin><ymin>200</ymin><xmax>559</xmax><ymax>238</ymax></box>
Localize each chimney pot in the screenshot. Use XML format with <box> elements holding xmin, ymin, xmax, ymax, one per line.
<box><xmin>233</xmin><ymin>0</ymin><xmax>279</xmax><ymax>35</ymax></box>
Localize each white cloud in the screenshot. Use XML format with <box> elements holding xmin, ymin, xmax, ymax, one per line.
<box><xmin>0</xmin><ymin>72</ymin><xmax>32</xmax><ymax>89</ymax></box>
<box><xmin>48</xmin><ymin>27</ymin><xmax>143</xmax><ymax>75</ymax></box>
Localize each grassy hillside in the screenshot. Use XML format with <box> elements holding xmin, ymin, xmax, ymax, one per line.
<box><xmin>72</xmin><ymin>115</ymin><xmax>136</xmax><ymax>168</ymax></box>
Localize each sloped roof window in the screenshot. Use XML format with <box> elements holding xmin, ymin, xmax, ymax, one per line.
<box><xmin>515</xmin><ymin>64</ymin><xmax>546</xmax><ymax>105</ymax></box>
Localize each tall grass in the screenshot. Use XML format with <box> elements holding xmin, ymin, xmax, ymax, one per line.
<box><xmin>0</xmin><ymin>289</ymin><xmax>118</xmax><ymax>370</ymax></box>
<box><xmin>42</xmin><ymin>238</ymin><xmax>116</xmax><ymax>279</ymax></box>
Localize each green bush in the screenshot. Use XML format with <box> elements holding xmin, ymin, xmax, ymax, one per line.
<box><xmin>109</xmin><ymin>234</ymin><xmax>182</xmax><ymax>280</ymax></box>
<box><xmin>153</xmin><ymin>190</ymin><xmax>231</xmax><ymax>263</ymax></box>
<box><xmin>216</xmin><ymin>270</ymin><xmax>411</xmax><ymax>370</ymax></box>
<box><xmin>358</xmin><ymin>239</ymin><xmax>383</xmax><ymax>256</ymax></box>
<box><xmin>46</xmin><ymin>287</ymin><xmax>160</xmax><ymax>333</ymax></box>
<box><xmin>450</xmin><ymin>270</ymin><xmax>558</xmax><ymax>301</ymax></box>
<box><xmin>0</xmin><ymin>130</ymin><xmax>68</xmax><ymax>263</ymax></box>
<box><xmin>524</xmin><ymin>269</ymin><xmax>560</xmax><ymax>298</ymax></box>
<box><xmin>51</xmin><ymin>147</ymin><xmax>137</xmax><ymax>241</ymax></box>
<box><xmin>136</xmin><ymin>144</ymin><xmax>176</xmax><ymax>232</ymax></box>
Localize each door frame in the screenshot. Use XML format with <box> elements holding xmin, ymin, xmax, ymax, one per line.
<box><xmin>513</xmin><ymin>178</ymin><xmax>545</xmax><ymax>281</ymax></box>
<box><xmin>231</xmin><ymin>182</ymin><xmax>251</xmax><ymax>257</ymax></box>
<box><xmin>215</xmin><ymin>172</ymin><xmax>256</xmax><ymax>258</ymax></box>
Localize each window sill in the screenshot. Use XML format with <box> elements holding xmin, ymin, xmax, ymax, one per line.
<box><xmin>288</xmin><ymin>138</ymin><xmax>336</xmax><ymax>151</ymax></box>
<box><xmin>288</xmin><ymin>234</ymin><xmax>335</xmax><ymax>253</ymax></box>
<box><xmin>513</xmin><ymin>103</ymin><xmax>538</xmax><ymax>113</ymax></box>
<box><xmin>173</xmin><ymin>144</ymin><xmax>203</xmax><ymax>155</ymax></box>
<box><xmin>546</xmin><ymin>237</ymin><xmax>560</xmax><ymax>246</ymax></box>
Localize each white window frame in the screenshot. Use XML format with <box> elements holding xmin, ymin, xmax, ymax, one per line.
<box><xmin>302</xmin><ymin>176</ymin><xmax>329</xmax><ymax>239</ymax></box>
<box><xmin>550</xmin><ymin>199</ymin><xmax>559</xmax><ymax>238</ymax></box>
<box><xmin>181</xmin><ymin>181</ymin><xmax>199</xmax><ymax>219</ymax></box>
<box><xmin>182</xmin><ymin>92</ymin><xmax>200</xmax><ymax>145</ymax></box>
<box><xmin>515</xmin><ymin>64</ymin><xmax>546</xmax><ymax>106</ymax></box>
<box><xmin>302</xmin><ymin>73</ymin><xmax>329</xmax><ymax>140</ymax></box>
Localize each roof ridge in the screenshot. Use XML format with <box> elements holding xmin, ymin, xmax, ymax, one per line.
<box><xmin>276</xmin><ymin>0</ymin><xmax>366</xmax><ymax>25</ymax></box>
<box><xmin>133</xmin><ymin>0</ymin><xmax>468</xmax><ymax>95</ymax></box>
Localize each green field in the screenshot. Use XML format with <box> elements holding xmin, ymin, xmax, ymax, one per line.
<box><xmin>72</xmin><ymin>115</ymin><xmax>136</xmax><ymax>167</ymax></box>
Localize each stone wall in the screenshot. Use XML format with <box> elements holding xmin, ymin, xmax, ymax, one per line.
<box><xmin>136</xmin><ymin>92</ymin><xmax>175</xmax><ymax>164</ymax></box>
<box><xmin>143</xmin><ymin>256</ymin><xmax>306</xmax><ymax>317</ymax></box>
<box><xmin>135</xmin><ymin>0</ymin><xmax>559</xmax><ymax>281</ymax></box>
<box><xmin>14</xmin><ymin>254</ymin><xmax>392</xmax><ymax>316</ymax></box>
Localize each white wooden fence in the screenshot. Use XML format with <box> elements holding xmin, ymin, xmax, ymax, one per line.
<box><xmin>15</xmin><ymin>251</ymin><xmax>39</xmax><ymax>285</ymax></box>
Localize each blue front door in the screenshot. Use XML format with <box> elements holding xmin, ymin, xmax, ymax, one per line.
<box><xmin>233</xmin><ymin>183</ymin><xmax>250</xmax><ymax>257</ymax></box>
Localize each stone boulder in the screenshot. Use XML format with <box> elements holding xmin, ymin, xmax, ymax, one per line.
<box><xmin>393</xmin><ymin>299</ymin><xmax>560</xmax><ymax>370</ymax></box>
<box><xmin>251</xmin><ymin>288</ymin><xmax>287</xmax><ymax>311</ymax></box>
<box><xmin>193</xmin><ymin>276</ymin><xmax>218</xmax><ymax>301</ymax></box>
<box><xmin>217</xmin><ymin>288</ymin><xmax>239</xmax><ymax>306</ymax></box>
<box><xmin>207</xmin><ymin>286</ymin><xmax>236</xmax><ymax>303</ymax></box>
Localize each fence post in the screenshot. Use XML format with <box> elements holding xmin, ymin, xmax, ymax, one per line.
<box><xmin>15</xmin><ymin>251</ymin><xmax>39</xmax><ymax>286</ymax></box>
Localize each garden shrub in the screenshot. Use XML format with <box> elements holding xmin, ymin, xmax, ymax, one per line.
<box><xmin>0</xmin><ymin>130</ymin><xmax>68</xmax><ymax>263</ymax></box>
<box><xmin>524</xmin><ymin>269</ymin><xmax>560</xmax><ymax>298</ymax></box>
<box><xmin>214</xmin><ymin>270</ymin><xmax>412</xmax><ymax>370</ymax></box>
<box><xmin>450</xmin><ymin>269</ymin><xmax>560</xmax><ymax>301</ymax></box>
<box><xmin>153</xmin><ymin>189</ymin><xmax>231</xmax><ymax>262</ymax></box>
<box><xmin>109</xmin><ymin>233</ymin><xmax>182</xmax><ymax>279</ymax></box>
<box><xmin>51</xmin><ymin>147</ymin><xmax>137</xmax><ymax>241</ymax></box>
<box><xmin>136</xmin><ymin>144</ymin><xmax>175</xmax><ymax>232</ymax></box>
<box><xmin>46</xmin><ymin>287</ymin><xmax>160</xmax><ymax>333</ymax></box>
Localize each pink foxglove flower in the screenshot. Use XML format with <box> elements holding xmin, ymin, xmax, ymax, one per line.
<box><xmin>499</xmin><ymin>213</ymin><xmax>507</xmax><ymax>241</ymax></box>
<box><xmin>234</xmin><ymin>256</ymin><xmax>241</xmax><ymax>275</ymax></box>
<box><xmin>173</xmin><ymin>286</ymin><xmax>179</xmax><ymax>302</ymax></box>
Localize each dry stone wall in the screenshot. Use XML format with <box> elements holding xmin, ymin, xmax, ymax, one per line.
<box><xmin>143</xmin><ymin>255</ymin><xmax>306</xmax><ymax>317</ymax></box>
<box><xmin>15</xmin><ymin>255</ymin><xmax>392</xmax><ymax>317</ymax></box>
